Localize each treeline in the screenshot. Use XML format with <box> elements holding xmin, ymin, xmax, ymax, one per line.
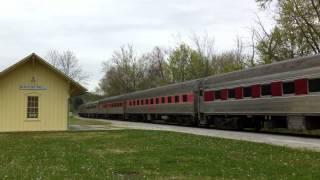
<box><xmin>255</xmin><ymin>0</ymin><xmax>320</xmax><ymax>63</ymax></box>
<box><xmin>98</xmin><ymin>35</ymin><xmax>255</xmax><ymax>96</ymax></box>
<box><xmin>98</xmin><ymin>0</ymin><xmax>320</xmax><ymax>97</ymax></box>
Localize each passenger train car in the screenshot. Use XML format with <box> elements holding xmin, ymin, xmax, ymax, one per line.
<box><xmin>79</xmin><ymin>55</ymin><xmax>320</xmax><ymax>130</ymax></box>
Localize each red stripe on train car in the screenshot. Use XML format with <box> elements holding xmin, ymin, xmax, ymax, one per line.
<box><xmin>295</xmin><ymin>79</ymin><xmax>308</xmax><ymax>95</ymax></box>
<box><xmin>179</xmin><ymin>95</ymin><xmax>183</xmax><ymax>103</ymax></box>
<box><xmin>204</xmin><ymin>91</ymin><xmax>214</xmax><ymax>101</ymax></box>
<box><xmin>235</xmin><ymin>87</ymin><xmax>243</xmax><ymax>99</ymax></box>
<box><xmin>221</xmin><ymin>89</ymin><xmax>228</xmax><ymax>100</ymax></box>
<box><xmin>188</xmin><ymin>93</ymin><xmax>194</xmax><ymax>102</ymax></box>
<box><xmin>252</xmin><ymin>85</ymin><xmax>261</xmax><ymax>98</ymax></box>
<box><xmin>271</xmin><ymin>82</ymin><xmax>283</xmax><ymax>96</ymax></box>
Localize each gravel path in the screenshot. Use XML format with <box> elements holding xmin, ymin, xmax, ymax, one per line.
<box><xmin>77</xmin><ymin>117</ymin><xmax>320</xmax><ymax>152</ymax></box>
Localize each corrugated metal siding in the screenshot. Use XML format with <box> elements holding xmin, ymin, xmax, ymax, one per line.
<box><xmin>0</xmin><ymin>60</ymin><xmax>69</xmax><ymax>132</ymax></box>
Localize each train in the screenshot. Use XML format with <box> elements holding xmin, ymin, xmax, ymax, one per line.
<box><xmin>78</xmin><ymin>54</ymin><xmax>320</xmax><ymax>130</ymax></box>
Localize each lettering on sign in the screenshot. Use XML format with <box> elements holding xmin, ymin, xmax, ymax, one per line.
<box><xmin>20</xmin><ymin>85</ymin><xmax>48</xmax><ymax>90</ymax></box>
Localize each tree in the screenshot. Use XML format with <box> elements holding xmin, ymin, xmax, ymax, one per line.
<box><xmin>46</xmin><ymin>50</ymin><xmax>88</xmax><ymax>83</ymax></box>
<box><xmin>99</xmin><ymin>45</ymin><xmax>145</xmax><ymax>96</ymax></box>
<box><xmin>255</xmin><ymin>0</ymin><xmax>320</xmax><ymax>63</ymax></box>
<box><xmin>139</xmin><ymin>47</ymin><xmax>170</xmax><ymax>88</ymax></box>
<box><xmin>71</xmin><ymin>97</ymin><xmax>84</xmax><ymax>112</ymax></box>
<box><xmin>168</xmin><ymin>44</ymin><xmax>195</xmax><ymax>82</ymax></box>
<box><xmin>191</xmin><ymin>33</ymin><xmax>215</xmax><ymax>77</ymax></box>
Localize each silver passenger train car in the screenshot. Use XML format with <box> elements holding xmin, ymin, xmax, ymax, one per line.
<box><xmin>124</xmin><ymin>79</ymin><xmax>201</xmax><ymax>124</ymax></box>
<box><xmin>79</xmin><ymin>55</ymin><xmax>320</xmax><ymax>130</ymax></box>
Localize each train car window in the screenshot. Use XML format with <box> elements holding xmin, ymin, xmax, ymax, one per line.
<box><xmin>228</xmin><ymin>89</ymin><xmax>236</xmax><ymax>99</ymax></box>
<box><xmin>161</xmin><ymin>97</ymin><xmax>165</xmax><ymax>104</ymax></box>
<box><xmin>183</xmin><ymin>94</ymin><xmax>188</xmax><ymax>102</ymax></box>
<box><xmin>215</xmin><ymin>90</ymin><xmax>221</xmax><ymax>99</ymax></box>
<box><xmin>168</xmin><ymin>96</ymin><xmax>172</xmax><ymax>103</ymax></box>
<box><xmin>133</xmin><ymin>101</ymin><xmax>136</xmax><ymax>106</ymax></box>
<box><xmin>129</xmin><ymin>101</ymin><xmax>132</xmax><ymax>106</ymax></box>
<box><xmin>156</xmin><ymin>98</ymin><xmax>159</xmax><ymax>104</ymax></box>
<box><xmin>309</xmin><ymin>79</ymin><xmax>320</xmax><ymax>92</ymax></box>
<box><xmin>141</xmin><ymin>100</ymin><xmax>144</xmax><ymax>105</ymax></box>
<box><xmin>244</xmin><ymin>87</ymin><xmax>252</xmax><ymax>97</ymax></box>
<box><xmin>175</xmin><ymin>96</ymin><xmax>180</xmax><ymax>103</ymax></box>
<box><xmin>199</xmin><ymin>90</ymin><xmax>203</xmax><ymax>96</ymax></box>
<box><xmin>137</xmin><ymin>100</ymin><xmax>140</xmax><ymax>106</ymax></box>
<box><xmin>150</xmin><ymin>98</ymin><xmax>154</xmax><ymax>104</ymax></box>
<box><xmin>261</xmin><ymin>84</ymin><xmax>272</xmax><ymax>96</ymax></box>
<box><xmin>283</xmin><ymin>82</ymin><xmax>295</xmax><ymax>94</ymax></box>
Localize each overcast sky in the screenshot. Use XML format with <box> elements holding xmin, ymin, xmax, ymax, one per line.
<box><xmin>0</xmin><ymin>0</ymin><xmax>273</xmax><ymax>91</ymax></box>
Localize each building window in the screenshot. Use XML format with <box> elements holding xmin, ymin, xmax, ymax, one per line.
<box><xmin>27</xmin><ymin>96</ymin><xmax>39</xmax><ymax>119</ymax></box>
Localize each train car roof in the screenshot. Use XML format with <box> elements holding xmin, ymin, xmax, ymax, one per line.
<box><xmin>100</xmin><ymin>94</ymin><xmax>128</xmax><ymax>102</ymax></box>
<box><xmin>84</xmin><ymin>101</ymin><xmax>99</xmax><ymax>105</ymax></box>
<box><xmin>203</xmin><ymin>54</ymin><xmax>320</xmax><ymax>84</ymax></box>
<box><xmin>123</xmin><ymin>78</ymin><xmax>202</xmax><ymax>99</ymax></box>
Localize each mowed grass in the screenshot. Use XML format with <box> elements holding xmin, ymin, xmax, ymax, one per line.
<box><xmin>0</xmin><ymin>130</ymin><xmax>320</xmax><ymax>179</ymax></box>
<box><xmin>69</xmin><ymin>116</ymin><xmax>112</xmax><ymax>126</ymax></box>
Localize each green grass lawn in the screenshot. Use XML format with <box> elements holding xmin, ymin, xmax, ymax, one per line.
<box><xmin>0</xmin><ymin>130</ymin><xmax>320</xmax><ymax>179</ymax></box>
<box><xmin>68</xmin><ymin>116</ymin><xmax>112</xmax><ymax>126</ymax></box>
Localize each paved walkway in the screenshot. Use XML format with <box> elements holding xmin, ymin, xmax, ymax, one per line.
<box><xmin>75</xmin><ymin>117</ymin><xmax>320</xmax><ymax>152</ymax></box>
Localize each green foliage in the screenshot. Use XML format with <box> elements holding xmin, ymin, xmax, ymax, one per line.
<box><xmin>70</xmin><ymin>97</ymin><xmax>84</xmax><ymax>112</ymax></box>
<box><xmin>99</xmin><ymin>37</ymin><xmax>253</xmax><ymax>95</ymax></box>
<box><xmin>0</xmin><ymin>130</ymin><xmax>320</xmax><ymax>179</ymax></box>
<box><xmin>256</xmin><ymin>0</ymin><xmax>320</xmax><ymax>63</ymax></box>
<box><xmin>168</xmin><ymin>44</ymin><xmax>201</xmax><ymax>82</ymax></box>
<box><xmin>99</xmin><ymin>45</ymin><xmax>145</xmax><ymax>96</ymax></box>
